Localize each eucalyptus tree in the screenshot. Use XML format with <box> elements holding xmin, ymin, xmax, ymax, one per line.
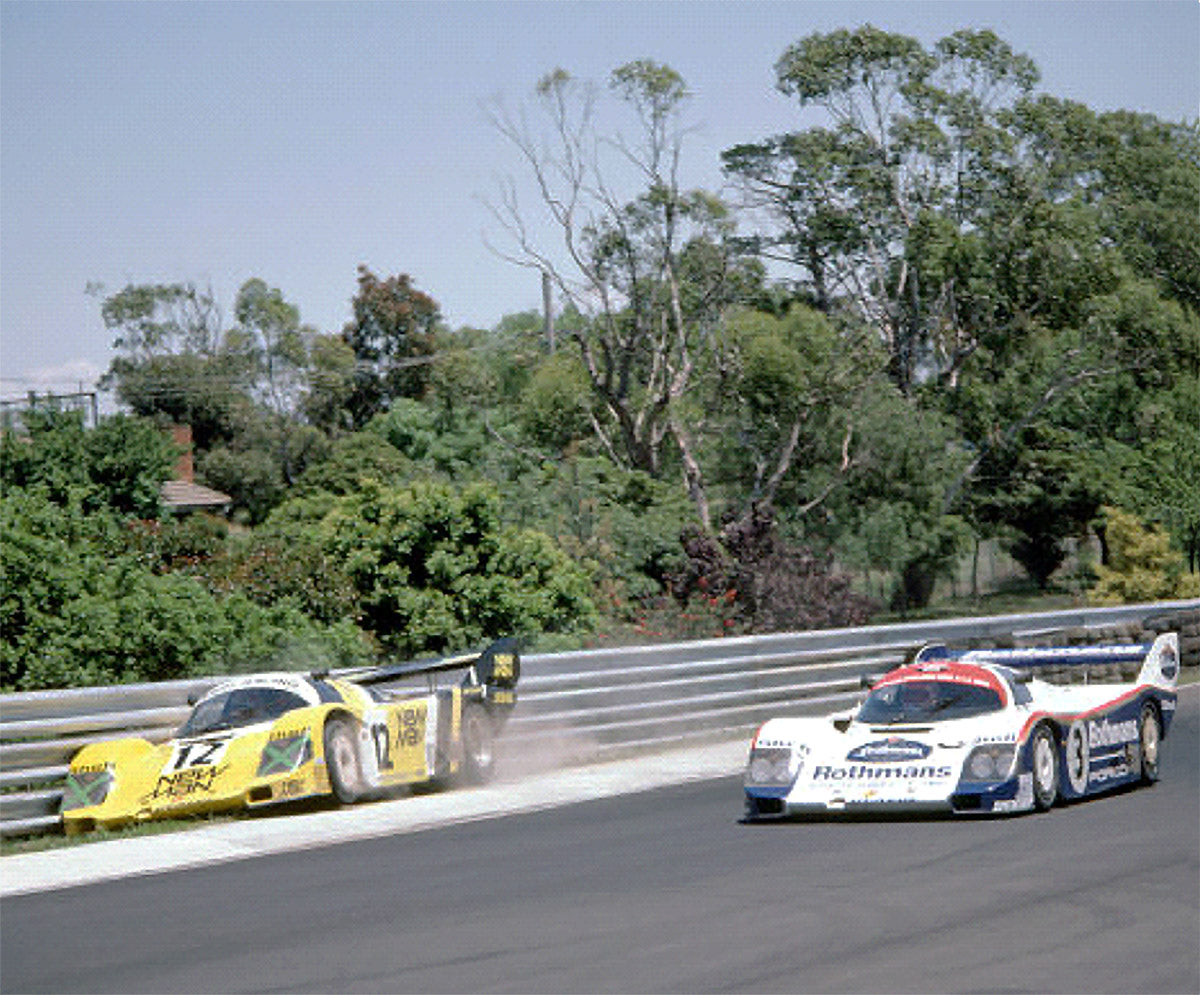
<box><xmin>486</xmin><ymin>61</ymin><xmax>757</xmax><ymax>530</ymax></box>
<box><xmin>229</xmin><ymin>277</ymin><xmax>312</xmax><ymax>423</ymax></box>
<box><xmin>96</xmin><ymin>281</ymin><xmax>247</xmax><ymax>449</ymax></box>
<box><xmin>723</xmin><ymin>26</ymin><xmax>1039</xmax><ymax>395</ymax></box>
<box><xmin>725</xmin><ymin>25</ymin><xmax>1199</xmax><ymax>588</ymax></box>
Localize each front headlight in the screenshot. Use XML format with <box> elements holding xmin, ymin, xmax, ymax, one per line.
<box><xmin>257</xmin><ymin>733</ymin><xmax>313</xmax><ymax>777</ymax></box>
<box><xmin>961</xmin><ymin>743</ymin><xmax>1016</xmax><ymax>782</ymax></box>
<box><xmin>744</xmin><ymin>747</ymin><xmax>800</xmax><ymax>788</ymax></box>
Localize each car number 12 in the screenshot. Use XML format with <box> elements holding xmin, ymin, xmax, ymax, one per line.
<box><xmin>168</xmin><ymin>738</ymin><xmax>231</xmax><ymax>772</ymax></box>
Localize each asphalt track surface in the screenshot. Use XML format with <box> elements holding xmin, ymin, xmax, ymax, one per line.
<box><xmin>3</xmin><ymin>691</ymin><xmax>1198</xmax><ymax>995</ymax></box>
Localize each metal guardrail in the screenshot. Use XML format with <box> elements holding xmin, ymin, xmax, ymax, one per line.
<box><xmin>2</xmin><ymin>600</ymin><xmax>1196</xmax><ymax>836</ymax></box>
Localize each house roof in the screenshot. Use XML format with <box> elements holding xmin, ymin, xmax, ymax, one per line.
<box><xmin>161</xmin><ymin>479</ymin><xmax>232</xmax><ymax>512</ymax></box>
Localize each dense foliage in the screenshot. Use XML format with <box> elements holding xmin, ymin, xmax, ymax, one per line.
<box><xmin>4</xmin><ymin>25</ymin><xmax>1197</xmax><ymax>690</ymax></box>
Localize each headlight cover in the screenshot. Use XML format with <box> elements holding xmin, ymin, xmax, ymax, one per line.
<box><xmin>61</xmin><ymin>768</ymin><xmax>113</xmax><ymax>811</ymax></box>
<box><xmin>744</xmin><ymin>746</ymin><xmax>801</xmax><ymax>789</ymax></box>
<box><xmin>257</xmin><ymin>733</ymin><xmax>314</xmax><ymax>777</ymax></box>
<box><xmin>961</xmin><ymin>743</ymin><xmax>1016</xmax><ymax>783</ymax></box>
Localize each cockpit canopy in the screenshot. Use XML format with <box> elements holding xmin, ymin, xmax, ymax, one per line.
<box><xmin>856</xmin><ymin>677</ymin><xmax>1004</xmax><ymax>725</ymax></box>
<box><xmin>178</xmin><ymin>685</ymin><xmax>313</xmax><ymax>737</ymax></box>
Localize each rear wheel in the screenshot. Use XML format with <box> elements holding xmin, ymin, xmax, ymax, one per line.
<box><xmin>324</xmin><ymin>717</ymin><xmax>363</xmax><ymax>804</ymax></box>
<box><xmin>1030</xmin><ymin>725</ymin><xmax>1059</xmax><ymax>811</ymax></box>
<box><xmin>461</xmin><ymin>706</ymin><xmax>496</xmax><ymax>785</ymax></box>
<box><xmin>1138</xmin><ymin>703</ymin><xmax>1161</xmax><ymax>784</ymax></box>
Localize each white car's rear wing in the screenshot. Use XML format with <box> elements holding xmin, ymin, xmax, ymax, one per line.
<box><xmin>916</xmin><ymin>633</ymin><xmax>1180</xmax><ymax>689</ymax></box>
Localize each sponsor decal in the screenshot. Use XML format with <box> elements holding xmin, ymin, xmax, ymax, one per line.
<box><xmin>972</xmin><ymin>733</ymin><xmax>1016</xmax><ymax>745</ymax></box>
<box><xmin>1088</xmin><ymin>717</ymin><xmax>1137</xmax><ymax>749</ymax></box>
<box><xmin>368</xmin><ymin>705</ymin><xmax>428</xmax><ymax>775</ymax></box>
<box><xmin>1088</xmin><ymin>762</ymin><xmax>1131</xmax><ymax>785</ymax></box>
<box><xmin>71</xmin><ymin>762</ymin><xmax>111</xmax><ymax>774</ymax></box>
<box><xmin>846</xmin><ymin>738</ymin><xmax>932</xmax><ymax>763</ymax></box>
<box><xmin>144</xmin><ymin>762</ymin><xmax>229</xmax><ymax>801</ymax></box>
<box><xmin>258</xmin><ymin>733</ymin><xmax>312</xmax><ymax>776</ymax></box>
<box><xmin>812</xmin><ymin>764</ymin><xmax>953</xmax><ymax>781</ymax></box>
<box><xmin>1160</xmin><ymin>648</ymin><xmax>1178</xmax><ymax>681</ymax></box>
<box><xmin>1065</xmin><ymin>721</ymin><xmax>1089</xmax><ymax>794</ymax></box>
<box><xmin>755</xmin><ymin>738</ymin><xmax>805</xmax><ymax>751</ymax></box>
<box><xmin>275</xmin><ymin>777</ymin><xmax>307</xmax><ymax>799</ymax></box>
<box><xmin>396</xmin><ymin>705</ymin><xmax>424</xmax><ymax>746</ymax></box>
<box><xmin>492</xmin><ymin>653</ymin><xmax>516</xmax><ymax>681</ymax></box>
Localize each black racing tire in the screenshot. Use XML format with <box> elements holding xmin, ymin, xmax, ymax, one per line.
<box><xmin>1138</xmin><ymin>702</ymin><xmax>1161</xmax><ymax>785</ymax></box>
<box><xmin>461</xmin><ymin>706</ymin><xmax>496</xmax><ymax>785</ymax></box>
<box><xmin>324</xmin><ymin>716</ymin><xmax>363</xmax><ymax>804</ymax></box>
<box><xmin>1030</xmin><ymin>724</ymin><xmax>1060</xmax><ymax>812</ymax></box>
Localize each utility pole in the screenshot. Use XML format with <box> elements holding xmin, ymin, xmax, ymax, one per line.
<box><xmin>542</xmin><ymin>270</ymin><xmax>556</xmax><ymax>353</ymax></box>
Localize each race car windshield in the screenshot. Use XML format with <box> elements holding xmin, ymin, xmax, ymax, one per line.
<box><xmin>856</xmin><ymin>680</ymin><xmax>1002</xmax><ymax>724</ymax></box>
<box><xmin>179</xmin><ymin>687</ymin><xmax>310</xmax><ymax>736</ymax></box>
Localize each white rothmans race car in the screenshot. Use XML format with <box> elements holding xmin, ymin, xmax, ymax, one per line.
<box><xmin>743</xmin><ymin>633</ymin><xmax>1179</xmax><ymax>818</ymax></box>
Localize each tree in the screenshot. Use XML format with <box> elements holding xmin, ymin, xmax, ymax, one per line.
<box><xmin>95</xmin><ymin>281</ymin><xmax>245</xmax><ymax>449</ymax></box>
<box><xmin>0</xmin><ymin>408</ymin><xmax>175</xmax><ymax>518</ymax></box>
<box><xmin>488</xmin><ymin>62</ymin><xmax>756</xmax><ymax>528</ymax></box>
<box><xmin>518</xmin><ymin>351</ymin><xmax>594</xmax><ymax>455</ymax></box>
<box><xmin>0</xmin><ymin>488</ymin><xmax>371</xmax><ymax>690</ymax></box>
<box><xmin>726</xmin><ymin>26</ymin><xmax>1199</xmax><ymax>588</ymax></box>
<box><xmin>825</xmin><ymin>383</ymin><xmax>971</xmax><ymax>609</ymax></box>
<box><xmin>669</xmin><ymin>503</ymin><xmax>875</xmax><ymax>631</ymax></box>
<box><xmin>229</xmin><ymin>277</ymin><xmax>311</xmax><ymax>423</ymax></box>
<box><xmin>724</xmin><ymin>27</ymin><xmax>1039</xmax><ymax>393</ymax></box>
<box><xmin>709</xmin><ymin>305</ymin><xmax>878</xmax><ymax>519</ymax></box>
<box><xmin>341</xmin><ymin>266</ymin><xmax>441</xmax><ymax>427</ymax></box>
<box><xmin>303</xmin><ymin>334</ymin><xmax>357</xmax><ymax>435</ymax></box>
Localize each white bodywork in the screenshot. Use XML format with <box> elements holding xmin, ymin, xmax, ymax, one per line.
<box><xmin>744</xmin><ymin>633</ymin><xmax>1179</xmax><ymax>818</ymax></box>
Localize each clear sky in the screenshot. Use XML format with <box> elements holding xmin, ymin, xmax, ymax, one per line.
<box><xmin>2</xmin><ymin>0</ymin><xmax>1197</xmax><ymax>404</ymax></box>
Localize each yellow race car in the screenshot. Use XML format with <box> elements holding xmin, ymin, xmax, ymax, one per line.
<box><xmin>60</xmin><ymin>639</ymin><xmax>519</xmax><ymax>833</ymax></box>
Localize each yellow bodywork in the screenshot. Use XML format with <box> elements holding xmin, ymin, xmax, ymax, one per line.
<box><xmin>61</xmin><ymin>676</ymin><xmax>467</xmax><ymax>833</ymax></box>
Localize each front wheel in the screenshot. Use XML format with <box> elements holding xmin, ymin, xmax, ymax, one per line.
<box><xmin>324</xmin><ymin>717</ymin><xmax>364</xmax><ymax>804</ymax></box>
<box><xmin>1138</xmin><ymin>703</ymin><xmax>1161</xmax><ymax>784</ymax></box>
<box><xmin>460</xmin><ymin>706</ymin><xmax>496</xmax><ymax>785</ymax></box>
<box><xmin>1030</xmin><ymin>725</ymin><xmax>1060</xmax><ymax>812</ymax></box>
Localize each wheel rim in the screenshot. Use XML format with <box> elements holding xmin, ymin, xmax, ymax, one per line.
<box><xmin>329</xmin><ymin>725</ymin><xmax>359</xmax><ymax>793</ymax></box>
<box><xmin>1141</xmin><ymin>712</ymin><xmax>1160</xmax><ymax>773</ymax></box>
<box><xmin>1034</xmin><ymin>735</ymin><xmax>1055</xmax><ymax>796</ymax></box>
<box><xmin>335</xmin><ymin>735</ymin><xmax>356</xmax><ymax>773</ymax></box>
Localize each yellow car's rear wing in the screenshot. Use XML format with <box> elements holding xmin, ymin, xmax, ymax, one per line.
<box><xmin>322</xmin><ymin>637</ymin><xmax>521</xmax><ymax>693</ymax></box>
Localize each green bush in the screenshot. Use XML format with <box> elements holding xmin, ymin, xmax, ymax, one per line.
<box><xmin>1</xmin><ymin>489</ymin><xmax>373</xmax><ymax>691</ymax></box>
<box><xmin>317</xmin><ymin>478</ymin><xmax>597</xmax><ymax>656</ymax></box>
<box><xmin>1089</xmin><ymin>506</ymin><xmax>1200</xmax><ymax>604</ymax></box>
